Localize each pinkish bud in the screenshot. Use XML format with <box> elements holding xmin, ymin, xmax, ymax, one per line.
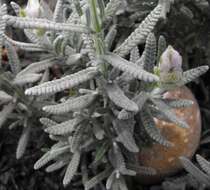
<box><xmin>159</xmin><ymin>46</ymin><xmax>183</xmax><ymax>84</ymax></box>
<box><xmin>25</xmin><ymin>0</ymin><xmax>41</xmax><ymax>18</ymax></box>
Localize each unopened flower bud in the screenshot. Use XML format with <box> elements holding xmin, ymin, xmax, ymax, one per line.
<box><xmin>25</xmin><ymin>0</ymin><xmax>41</xmax><ymax>18</ymax></box>
<box><xmin>159</xmin><ymin>45</ymin><xmax>183</xmax><ymax>84</ymax></box>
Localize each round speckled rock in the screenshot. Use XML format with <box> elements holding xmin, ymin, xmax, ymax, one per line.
<box><xmin>137</xmin><ymin>86</ymin><xmax>201</xmax><ymax>184</ymax></box>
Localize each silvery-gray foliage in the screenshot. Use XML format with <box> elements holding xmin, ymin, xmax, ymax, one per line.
<box><xmin>0</xmin><ymin>0</ymin><xmax>209</xmax><ymax>189</ymax></box>
<box><xmin>180</xmin><ymin>155</ymin><xmax>210</xmax><ymax>187</ymax></box>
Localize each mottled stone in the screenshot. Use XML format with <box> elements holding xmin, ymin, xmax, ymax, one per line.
<box><xmin>137</xmin><ymin>86</ymin><xmax>201</xmax><ymax>184</ymax></box>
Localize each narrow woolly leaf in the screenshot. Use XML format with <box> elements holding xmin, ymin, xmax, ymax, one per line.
<box><xmin>0</xmin><ymin>4</ymin><xmax>7</xmax><ymax>67</ymax></box>
<box><xmin>44</xmin><ymin>118</ymin><xmax>82</xmax><ymax>136</ymax></box>
<box><xmin>92</xmin><ymin>141</ymin><xmax>110</xmax><ymax>166</ymax></box>
<box><xmin>114</xmin><ymin>4</ymin><xmax>162</xmax><ymax>57</ymax></box>
<box><xmin>39</xmin><ymin>117</ymin><xmax>58</xmax><ymax>128</ymax></box>
<box><xmin>105</xmin><ymin>25</ymin><xmax>117</xmax><ymax>50</ymax></box>
<box><xmin>111</xmin><ymin>143</ymin><xmax>126</xmax><ymax>171</ymax></box>
<box><xmin>113</xmin><ymin>119</ymin><xmax>139</xmax><ymax>153</ymax></box>
<box><xmin>106</xmin><ymin>82</ymin><xmax>138</xmax><ymax>112</ymax></box>
<box><xmin>24</xmin><ymin>29</ymin><xmax>43</xmax><ymax>44</ymax></box>
<box><xmin>142</xmin><ymin>33</ymin><xmax>157</xmax><ymax>73</ymax></box>
<box><xmin>151</xmin><ymin>99</ymin><xmax>189</xmax><ymax>128</ymax></box>
<box><xmin>157</xmin><ymin>35</ymin><xmax>167</xmax><ymax>62</ymax></box>
<box><xmin>134</xmin><ymin>91</ymin><xmax>149</xmax><ymax>109</ymax></box>
<box><xmin>106</xmin><ymin>171</ymin><xmax>116</xmax><ymax>190</ymax></box>
<box><xmin>0</xmin><ymin>103</ymin><xmax>15</xmax><ymax>128</ymax></box>
<box><xmin>25</xmin><ymin>67</ymin><xmax>98</xmax><ymax>96</ymax></box>
<box><xmin>39</xmin><ymin>69</ymin><xmax>50</xmax><ymax>83</ymax></box>
<box><xmin>63</xmin><ymin>151</ymin><xmax>81</xmax><ymax>187</ymax></box>
<box><xmin>105</xmin><ymin>0</ymin><xmax>122</xmax><ymax>21</ymax></box>
<box><xmin>4</xmin><ymin>34</ymin><xmax>48</xmax><ymax>52</ymax></box>
<box><xmin>130</xmin><ymin>46</ymin><xmax>140</xmax><ymax>63</ymax></box>
<box><xmin>196</xmin><ymin>154</ymin><xmax>210</xmax><ymax>176</ymax></box>
<box><xmin>4</xmin><ymin>15</ymin><xmax>88</xmax><ymax>33</ymax></box>
<box><xmin>40</xmin><ymin>0</ymin><xmax>53</xmax><ymax>19</ymax></box>
<box><xmin>5</xmin><ymin>41</ymin><xmax>21</xmax><ymax>75</ymax></box>
<box><xmin>82</xmin><ymin>33</ymin><xmax>96</xmax><ymax>61</ymax></box>
<box><xmin>118</xmin><ymin>110</ymin><xmax>134</xmax><ymax>120</ymax></box>
<box><xmin>85</xmin><ymin>167</ymin><xmax>112</xmax><ymax>190</ymax></box>
<box><xmin>181</xmin><ymin>66</ymin><xmax>209</xmax><ymax>86</ymax></box>
<box><xmin>0</xmin><ymin>91</ymin><xmax>12</xmax><ymax>103</ymax></box>
<box><xmin>66</xmin><ymin>54</ymin><xmax>82</xmax><ymax>65</ymax></box>
<box><xmin>16</xmin><ymin>127</ymin><xmax>31</xmax><ymax>159</ymax></box>
<box><xmin>163</xmin><ymin>99</ymin><xmax>194</xmax><ymax>108</ymax></box>
<box><xmin>118</xmin><ymin>92</ymin><xmax>149</xmax><ymax>120</ymax></box>
<box><xmin>53</xmin><ymin>0</ymin><xmax>64</xmax><ymax>22</ymax></box>
<box><xmin>73</xmin><ymin>0</ymin><xmax>83</xmax><ymax>17</ymax></box>
<box><xmin>10</xmin><ymin>2</ymin><xmax>21</xmax><ymax>15</ymax></box>
<box><xmin>141</xmin><ymin>108</ymin><xmax>173</xmax><ymax>147</ymax></box>
<box><xmin>43</xmin><ymin>93</ymin><xmax>97</xmax><ymax>114</ymax></box>
<box><xmin>34</xmin><ymin>146</ymin><xmax>69</xmax><ymax>170</ymax></box>
<box><xmin>70</xmin><ymin>123</ymin><xmax>86</xmax><ymax>153</ymax></box>
<box><xmin>110</xmin><ymin>144</ymin><xmax>136</xmax><ymax>176</ymax></box>
<box><xmin>13</xmin><ymin>73</ymin><xmax>42</xmax><ymax>85</ymax></box>
<box><xmin>179</xmin><ymin>156</ymin><xmax>210</xmax><ymax>186</ymax></box>
<box><xmin>117</xmin><ymin>176</ymin><xmax>128</xmax><ymax>190</ymax></box>
<box><xmin>46</xmin><ymin>159</ymin><xmax>69</xmax><ymax>173</ymax></box>
<box><xmin>17</xmin><ymin>57</ymin><xmax>57</xmax><ymax>76</ymax></box>
<box><xmin>127</xmin><ymin>164</ymin><xmax>156</xmax><ymax>175</ymax></box>
<box><xmin>103</xmin><ymin>54</ymin><xmax>159</xmax><ymax>82</ymax></box>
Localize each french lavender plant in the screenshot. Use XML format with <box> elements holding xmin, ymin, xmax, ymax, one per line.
<box><xmin>0</xmin><ymin>0</ymin><xmax>209</xmax><ymax>189</ymax></box>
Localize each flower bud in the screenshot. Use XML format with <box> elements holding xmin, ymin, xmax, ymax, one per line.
<box><xmin>25</xmin><ymin>0</ymin><xmax>41</xmax><ymax>18</ymax></box>
<box><xmin>159</xmin><ymin>46</ymin><xmax>183</xmax><ymax>84</ymax></box>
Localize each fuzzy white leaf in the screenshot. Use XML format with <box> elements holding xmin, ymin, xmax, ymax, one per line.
<box><xmin>142</xmin><ymin>33</ymin><xmax>157</xmax><ymax>73</ymax></box>
<box><xmin>181</xmin><ymin>66</ymin><xmax>209</xmax><ymax>86</ymax></box>
<box><xmin>25</xmin><ymin>67</ymin><xmax>98</xmax><ymax>96</ymax></box>
<box><xmin>105</xmin><ymin>0</ymin><xmax>122</xmax><ymax>21</ymax></box>
<box><xmin>16</xmin><ymin>127</ymin><xmax>31</xmax><ymax>159</ymax></box>
<box><xmin>70</xmin><ymin>123</ymin><xmax>86</xmax><ymax>153</ymax></box>
<box><xmin>157</xmin><ymin>35</ymin><xmax>167</xmax><ymax>62</ymax></box>
<box><xmin>106</xmin><ymin>82</ymin><xmax>138</xmax><ymax>112</ymax></box>
<box><xmin>4</xmin><ymin>34</ymin><xmax>48</xmax><ymax>52</ymax></box>
<box><xmin>34</xmin><ymin>146</ymin><xmax>69</xmax><ymax>170</ymax></box>
<box><xmin>105</xmin><ymin>25</ymin><xmax>117</xmax><ymax>50</ymax></box>
<box><xmin>46</xmin><ymin>158</ymin><xmax>69</xmax><ymax>173</ymax></box>
<box><xmin>66</xmin><ymin>53</ymin><xmax>82</xmax><ymax>65</ymax></box>
<box><xmin>130</xmin><ymin>46</ymin><xmax>140</xmax><ymax>63</ymax></box>
<box><xmin>0</xmin><ymin>103</ymin><xmax>15</xmax><ymax>128</ymax></box>
<box><xmin>44</xmin><ymin>118</ymin><xmax>82</xmax><ymax>135</ymax></box>
<box><xmin>106</xmin><ymin>171</ymin><xmax>116</xmax><ymax>190</ymax></box>
<box><xmin>3</xmin><ymin>15</ymin><xmax>88</xmax><ymax>33</ymax></box>
<box><xmin>17</xmin><ymin>57</ymin><xmax>57</xmax><ymax>76</ymax></box>
<box><xmin>63</xmin><ymin>151</ymin><xmax>81</xmax><ymax>187</ymax></box>
<box><xmin>43</xmin><ymin>93</ymin><xmax>97</xmax><ymax>114</ymax></box>
<box><xmin>151</xmin><ymin>99</ymin><xmax>189</xmax><ymax>128</ymax></box>
<box><xmin>5</xmin><ymin>41</ymin><xmax>21</xmax><ymax>75</ymax></box>
<box><xmin>53</xmin><ymin>0</ymin><xmax>64</xmax><ymax>22</ymax></box>
<box><xmin>180</xmin><ymin>156</ymin><xmax>210</xmax><ymax>186</ymax></box>
<box><xmin>103</xmin><ymin>54</ymin><xmax>159</xmax><ymax>82</ymax></box>
<box><xmin>196</xmin><ymin>154</ymin><xmax>210</xmax><ymax>176</ymax></box>
<box><xmin>39</xmin><ymin>117</ymin><xmax>58</xmax><ymax>128</ymax></box>
<box><xmin>85</xmin><ymin>167</ymin><xmax>112</xmax><ymax>190</ymax></box>
<box><xmin>113</xmin><ymin>119</ymin><xmax>139</xmax><ymax>153</ymax></box>
<box><xmin>141</xmin><ymin>108</ymin><xmax>173</xmax><ymax>147</ymax></box>
<box><xmin>10</xmin><ymin>2</ymin><xmax>21</xmax><ymax>16</ymax></box>
<box><xmin>24</xmin><ymin>29</ymin><xmax>43</xmax><ymax>44</ymax></box>
<box><xmin>13</xmin><ymin>73</ymin><xmax>42</xmax><ymax>85</ymax></box>
<box><xmin>114</xmin><ymin>4</ymin><xmax>162</xmax><ymax>57</ymax></box>
<box><xmin>163</xmin><ymin>99</ymin><xmax>194</xmax><ymax>108</ymax></box>
<box><xmin>0</xmin><ymin>91</ymin><xmax>12</xmax><ymax>103</ymax></box>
